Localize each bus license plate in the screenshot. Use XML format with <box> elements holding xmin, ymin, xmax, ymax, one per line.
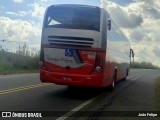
<box><xmin>63</xmin><ymin>77</ymin><xmax>72</xmax><ymax>81</ymax></box>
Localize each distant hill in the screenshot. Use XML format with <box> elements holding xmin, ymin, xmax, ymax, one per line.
<box><xmin>131</xmin><ymin>62</ymin><xmax>159</xmax><ymax>69</ymax></box>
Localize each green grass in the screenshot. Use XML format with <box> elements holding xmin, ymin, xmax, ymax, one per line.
<box><xmin>0</xmin><ymin>44</ymin><xmax>39</xmax><ymax>75</ymax></box>
<box><xmin>155</xmin><ymin>76</ymin><xmax>160</xmax><ymax>110</ymax></box>
<box><xmin>0</xmin><ymin>61</ymin><xmax>39</xmax><ymax>75</ymax></box>
<box><xmin>0</xmin><ymin>69</ymin><xmax>39</xmax><ymax>75</ymax></box>
<box><xmin>0</xmin><ymin>59</ymin><xmax>39</xmax><ymax>75</ymax></box>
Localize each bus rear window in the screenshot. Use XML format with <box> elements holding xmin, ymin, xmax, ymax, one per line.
<box><xmin>44</xmin><ymin>5</ymin><xmax>100</xmax><ymax>31</ymax></box>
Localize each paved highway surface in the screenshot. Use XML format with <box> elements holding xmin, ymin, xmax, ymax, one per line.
<box><xmin>0</xmin><ymin>69</ymin><xmax>160</xmax><ymax>120</ymax></box>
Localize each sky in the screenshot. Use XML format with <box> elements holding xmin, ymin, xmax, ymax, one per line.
<box><xmin>0</xmin><ymin>0</ymin><xmax>160</xmax><ymax>67</ymax></box>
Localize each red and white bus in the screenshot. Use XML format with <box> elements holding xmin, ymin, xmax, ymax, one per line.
<box><xmin>40</xmin><ymin>4</ymin><xmax>130</xmax><ymax>90</ymax></box>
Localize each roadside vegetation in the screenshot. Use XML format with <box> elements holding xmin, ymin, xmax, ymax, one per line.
<box><xmin>155</xmin><ymin>76</ymin><xmax>160</xmax><ymax>110</ymax></box>
<box><xmin>0</xmin><ymin>44</ymin><xmax>39</xmax><ymax>75</ymax></box>
<box><xmin>131</xmin><ymin>62</ymin><xmax>159</xmax><ymax>69</ymax></box>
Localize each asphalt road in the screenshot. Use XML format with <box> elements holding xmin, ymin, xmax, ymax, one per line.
<box><xmin>0</xmin><ymin>69</ymin><xmax>160</xmax><ymax>120</ymax></box>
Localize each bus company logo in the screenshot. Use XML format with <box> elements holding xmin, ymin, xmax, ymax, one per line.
<box><xmin>2</xmin><ymin>112</ymin><xmax>11</xmax><ymax>117</ymax></box>
<box><xmin>65</xmin><ymin>49</ymin><xmax>73</xmax><ymax>57</ymax></box>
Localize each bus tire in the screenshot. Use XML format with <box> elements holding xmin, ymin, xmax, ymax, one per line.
<box><xmin>123</xmin><ymin>69</ymin><xmax>129</xmax><ymax>81</ymax></box>
<box><xmin>108</xmin><ymin>70</ymin><xmax>117</xmax><ymax>92</ymax></box>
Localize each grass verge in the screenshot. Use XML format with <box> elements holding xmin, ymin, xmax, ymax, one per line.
<box><xmin>0</xmin><ymin>69</ymin><xmax>39</xmax><ymax>75</ymax></box>
<box><xmin>155</xmin><ymin>76</ymin><xmax>160</xmax><ymax>110</ymax></box>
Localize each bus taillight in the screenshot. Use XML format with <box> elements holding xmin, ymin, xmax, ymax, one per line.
<box><xmin>91</xmin><ymin>55</ymin><xmax>103</xmax><ymax>74</ymax></box>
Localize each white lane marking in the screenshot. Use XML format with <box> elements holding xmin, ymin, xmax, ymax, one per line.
<box><xmin>56</xmin><ymin>92</ymin><xmax>105</xmax><ymax>120</ymax></box>
<box><xmin>56</xmin><ymin>74</ymin><xmax>144</xmax><ymax>120</ymax></box>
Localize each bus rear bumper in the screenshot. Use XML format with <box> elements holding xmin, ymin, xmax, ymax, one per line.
<box><xmin>40</xmin><ymin>69</ymin><xmax>104</xmax><ymax>87</ymax></box>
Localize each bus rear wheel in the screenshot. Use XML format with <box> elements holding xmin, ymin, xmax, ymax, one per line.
<box><xmin>108</xmin><ymin>70</ymin><xmax>117</xmax><ymax>92</ymax></box>
<box><xmin>123</xmin><ymin>69</ymin><xmax>129</xmax><ymax>81</ymax></box>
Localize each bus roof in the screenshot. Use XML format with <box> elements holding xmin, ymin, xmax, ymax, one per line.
<box><xmin>48</xmin><ymin>4</ymin><xmax>100</xmax><ymax>9</ymax></box>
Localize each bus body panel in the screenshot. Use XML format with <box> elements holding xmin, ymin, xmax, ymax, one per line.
<box><xmin>41</xmin><ymin>28</ymin><xmax>103</xmax><ymax>75</ymax></box>
<box><xmin>40</xmin><ymin>4</ymin><xmax>130</xmax><ymax>88</ymax></box>
<box><xmin>41</xmin><ymin>28</ymin><xmax>100</xmax><ymax>47</ymax></box>
<box><xmin>40</xmin><ymin>69</ymin><xmax>104</xmax><ymax>87</ymax></box>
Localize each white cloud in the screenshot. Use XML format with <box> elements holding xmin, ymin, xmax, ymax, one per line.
<box><xmin>18</xmin><ymin>11</ymin><xmax>30</xmax><ymax>17</ymax></box>
<box><xmin>14</xmin><ymin>0</ymin><xmax>23</xmax><ymax>3</ymax></box>
<box><xmin>29</xmin><ymin>2</ymin><xmax>46</xmax><ymax>19</ymax></box>
<box><xmin>129</xmin><ymin>1</ymin><xmax>160</xmax><ymax>19</ymax></box>
<box><xmin>5</xmin><ymin>11</ymin><xmax>30</xmax><ymax>17</ymax></box>
<box><xmin>0</xmin><ymin>17</ymin><xmax>41</xmax><ymax>43</ymax></box>
<box><xmin>6</xmin><ymin>12</ymin><xmax>19</xmax><ymax>16</ymax></box>
<box><xmin>107</xmin><ymin>1</ymin><xmax>143</xmax><ymax>28</ymax></box>
<box><xmin>40</xmin><ymin>0</ymin><xmax>50</xmax><ymax>2</ymax></box>
<box><xmin>107</xmin><ymin>0</ymin><xmax>160</xmax><ymax>67</ymax></box>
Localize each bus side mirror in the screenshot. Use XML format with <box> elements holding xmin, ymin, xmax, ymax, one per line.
<box><xmin>130</xmin><ymin>49</ymin><xmax>135</xmax><ymax>58</ymax></box>
<box><xmin>130</xmin><ymin>48</ymin><xmax>135</xmax><ymax>64</ymax></box>
<box><xmin>108</xmin><ymin>19</ymin><xmax>111</xmax><ymax>30</ymax></box>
